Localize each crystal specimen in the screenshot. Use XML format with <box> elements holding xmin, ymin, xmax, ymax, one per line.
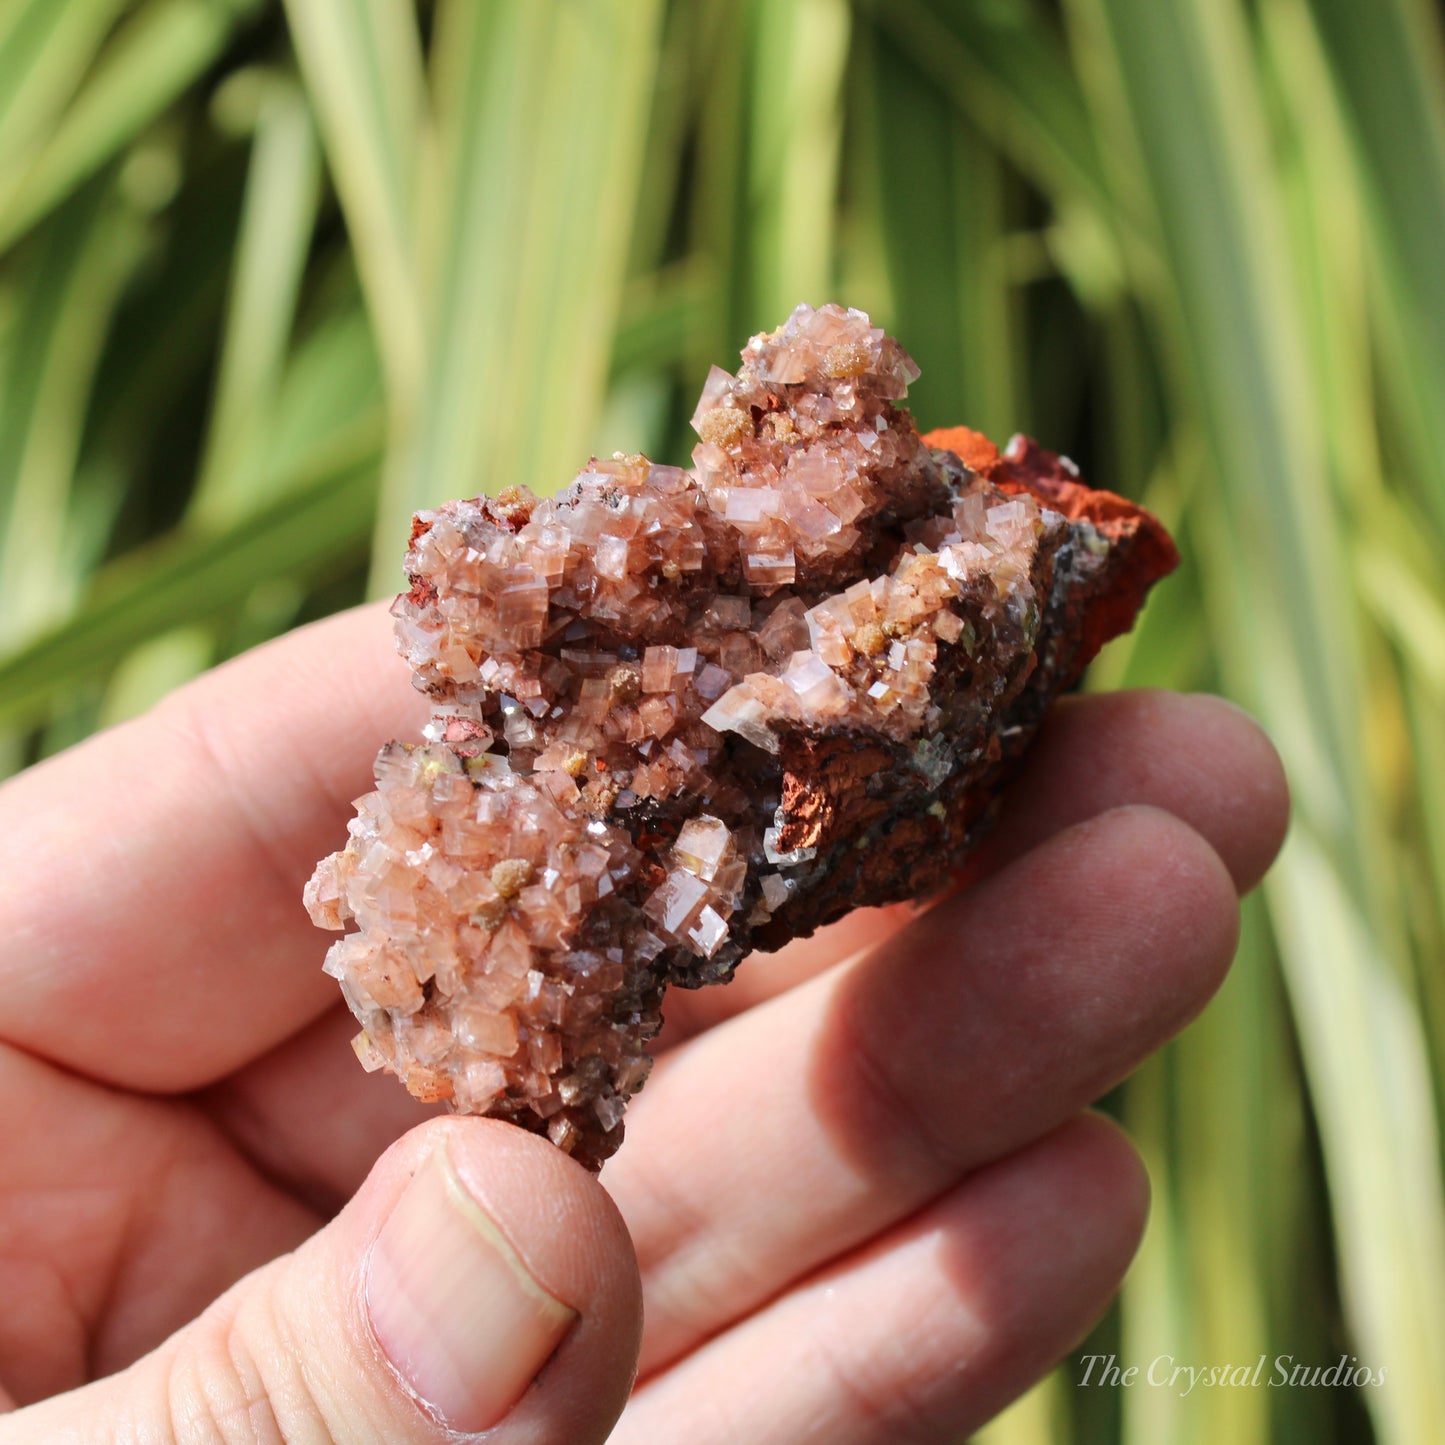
<box><xmin>306</xmin><ymin>303</ymin><xmax>1178</xmax><ymax>1169</ymax></box>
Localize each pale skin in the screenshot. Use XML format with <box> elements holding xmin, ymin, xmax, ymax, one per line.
<box><xmin>0</xmin><ymin>601</ymin><xmax>1289</xmax><ymax>1443</ymax></box>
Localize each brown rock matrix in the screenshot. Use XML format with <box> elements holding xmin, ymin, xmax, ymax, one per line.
<box><xmin>305</xmin><ymin>303</ymin><xmax>1178</xmax><ymax>1169</ymax></box>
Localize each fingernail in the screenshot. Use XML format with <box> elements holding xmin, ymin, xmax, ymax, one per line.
<box><xmin>367</xmin><ymin>1141</ymin><xmax>576</xmax><ymax>1431</ymax></box>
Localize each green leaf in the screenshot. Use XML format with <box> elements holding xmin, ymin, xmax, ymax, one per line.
<box><xmin>378</xmin><ymin>0</ymin><xmax>664</xmax><ymax>568</ymax></box>
<box><xmin>608</xmin><ymin>263</ymin><xmax>712</xmax><ymax>381</ymax></box>
<box><xmin>1306</xmin><ymin>0</ymin><xmax>1445</xmax><ymax>531</ymax></box>
<box><xmin>1067</xmin><ymin>0</ymin><xmax>1445</xmax><ymax>1437</ymax></box>
<box><xmin>0</xmin><ymin>0</ymin><xmax>251</xmax><ymax>249</ymax></box>
<box><xmin>0</xmin><ymin>0</ymin><xmax>132</xmax><ymax>182</ymax></box>
<box><xmin>744</xmin><ymin>0</ymin><xmax>851</xmax><ymax>323</ymax></box>
<box><xmin>191</xmin><ymin>74</ymin><xmax>321</xmax><ymax>523</ymax></box>
<box><xmin>866</xmin><ymin>0</ymin><xmax>1122</xmax><ymax>237</ymax></box>
<box><xmin>0</xmin><ymin>415</ymin><xmax>382</xmax><ymax>731</ymax></box>
<box><xmin>98</xmin><ymin>624</ymin><xmax>216</xmax><ymax>725</ymax></box>
<box><xmin>0</xmin><ymin>180</ymin><xmax>147</xmax><ymax>646</ymax></box>
<box><xmin>281</xmin><ymin>0</ymin><xmax>427</xmax><ymax>409</ymax></box>
<box><xmin>861</xmin><ymin>22</ymin><xmax>1017</xmax><ymax>437</ymax></box>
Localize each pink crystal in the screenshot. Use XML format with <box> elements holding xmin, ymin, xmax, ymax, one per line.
<box><xmin>306</xmin><ymin>303</ymin><xmax>1176</xmax><ymax>1169</ymax></box>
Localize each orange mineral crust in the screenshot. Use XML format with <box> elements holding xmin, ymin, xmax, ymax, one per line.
<box><xmin>306</xmin><ymin>304</ymin><xmax>1177</xmax><ymax>1168</ymax></box>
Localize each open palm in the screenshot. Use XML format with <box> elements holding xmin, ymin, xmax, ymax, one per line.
<box><xmin>0</xmin><ymin>603</ymin><xmax>1287</xmax><ymax>1443</ymax></box>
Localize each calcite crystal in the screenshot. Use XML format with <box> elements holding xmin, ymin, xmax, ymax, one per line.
<box><xmin>306</xmin><ymin>303</ymin><xmax>1177</xmax><ymax>1168</ymax></box>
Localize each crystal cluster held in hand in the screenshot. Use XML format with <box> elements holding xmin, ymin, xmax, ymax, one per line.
<box><xmin>305</xmin><ymin>304</ymin><xmax>1177</xmax><ymax>1168</ymax></box>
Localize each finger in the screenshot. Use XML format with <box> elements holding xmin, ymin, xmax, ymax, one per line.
<box><xmin>198</xmin><ymin>1005</ymin><xmax>444</xmax><ymax>1215</ymax></box>
<box><xmin>658</xmin><ymin>689</ymin><xmax>1287</xmax><ymax>1045</ymax></box>
<box><xmin>616</xmin><ymin>1114</ymin><xmax>1147</xmax><ymax>1444</ymax></box>
<box><xmin>0</xmin><ymin>1118</ymin><xmax>642</xmax><ymax>1445</ymax></box>
<box><xmin>200</xmin><ymin>905</ymin><xmax>921</xmax><ymax>1216</ymax></box>
<box><xmin>607</xmin><ymin>804</ymin><xmax>1238</xmax><ymax>1375</ymax></box>
<box><xmin>203</xmin><ymin>916</ymin><xmax>918</xmax><ymax>1217</ymax></box>
<box><xmin>966</xmin><ymin>689</ymin><xmax>1289</xmax><ymax>894</ymax></box>
<box><xmin>0</xmin><ymin>601</ymin><xmax>426</xmax><ymax>1092</ymax></box>
<box><xmin>0</xmin><ymin>1042</ymin><xmax>318</xmax><ymax>1407</ymax></box>
<box><xmin>200</xmin><ymin>686</ymin><xmax>1282</xmax><ymax>1207</ymax></box>
<box><xmin>202</xmin><ymin>899</ymin><xmax>920</xmax><ymax>1216</ymax></box>
<box><xmin>655</xmin><ymin>902</ymin><xmax>919</xmax><ymax>1049</ymax></box>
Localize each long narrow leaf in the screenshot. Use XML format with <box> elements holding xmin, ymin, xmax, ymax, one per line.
<box><xmin>282</xmin><ymin>0</ymin><xmax>426</xmax><ymax>407</ymax></box>
<box><xmin>382</xmin><ymin>0</ymin><xmax>663</xmax><ymax>567</ymax></box>
<box><xmin>0</xmin><ymin>182</ymin><xmax>146</xmax><ymax>645</ymax></box>
<box><xmin>192</xmin><ymin>75</ymin><xmax>321</xmax><ymax>522</ymax></box>
<box><xmin>1307</xmin><ymin>0</ymin><xmax>1445</xmax><ymax>531</ymax></box>
<box><xmin>863</xmin><ymin>23</ymin><xmax>1015</xmax><ymax>437</ymax></box>
<box><xmin>866</xmin><ymin>0</ymin><xmax>1125</xmax><ymax>243</ymax></box>
<box><xmin>745</xmin><ymin>0</ymin><xmax>850</xmax><ymax>322</ymax></box>
<box><xmin>0</xmin><ymin>0</ymin><xmax>131</xmax><ymax>180</ymax></box>
<box><xmin>0</xmin><ymin>416</ymin><xmax>381</xmax><ymax>731</ymax></box>
<box><xmin>1065</xmin><ymin>2</ymin><xmax>1445</xmax><ymax>1437</ymax></box>
<box><xmin>0</xmin><ymin>0</ymin><xmax>251</xmax><ymax>250</ymax></box>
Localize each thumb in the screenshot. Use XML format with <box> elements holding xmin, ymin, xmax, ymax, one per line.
<box><xmin>6</xmin><ymin>1118</ymin><xmax>642</xmax><ymax>1444</ymax></box>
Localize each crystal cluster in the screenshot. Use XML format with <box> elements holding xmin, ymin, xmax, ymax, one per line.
<box><xmin>306</xmin><ymin>303</ymin><xmax>1177</xmax><ymax>1168</ymax></box>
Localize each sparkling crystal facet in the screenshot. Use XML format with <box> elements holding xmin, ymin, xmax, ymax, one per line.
<box><xmin>307</xmin><ymin>303</ymin><xmax>1178</xmax><ymax>1169</ymax></box>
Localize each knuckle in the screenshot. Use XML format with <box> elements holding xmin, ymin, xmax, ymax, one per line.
<box><xmin>808</xmin><ymin>1318</ymin><xmax>946</xmax><ymax>1444</ymax></box>
<box><xmin>158</xmin><ymin>1297</ymin><xmax>325</xmax><ymax>1445</ymax></box>
<box><xmin>162</xmin><ymin>1322</ymin><xmax>280</xmax><ymax>1445</ymax></box>
<box><xmin>835</xmin><ymin>988</ymin><xmax>960</xmax><ymax>1185</ymax></box>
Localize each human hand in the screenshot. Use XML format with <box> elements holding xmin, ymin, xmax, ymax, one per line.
<box><xmin>0</xmin><ymin>602</ymin><xmax>1287</xmax><ymax>1443</ymax></box>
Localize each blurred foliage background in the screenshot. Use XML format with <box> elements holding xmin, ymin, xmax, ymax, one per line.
<box><xmin>0</xmin><ymin>0</ymin><xmax>1441</xmax><ymax>1441</ymax></box>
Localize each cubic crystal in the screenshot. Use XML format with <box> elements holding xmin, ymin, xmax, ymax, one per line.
<box><xmin>306</xmin><ymin>303</ymin><xmax>1178</xmax><ymax>1168</ymax></box>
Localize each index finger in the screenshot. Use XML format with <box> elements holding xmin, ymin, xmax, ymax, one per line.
<box><xmin>0</xmin><ymin>601</ymin><xmax>426</xmax><ymax>1091</ymax></box>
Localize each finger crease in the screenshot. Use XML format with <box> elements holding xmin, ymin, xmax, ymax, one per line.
<box><xmin>152</xmin><ymin>699</ymin><xmax>314</xmax><ymax>910</ymax></box>
<box><xmin>833</xmin><ymin>988</ymin><xmax>963</xmax><ymax>1190</ymax></box>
